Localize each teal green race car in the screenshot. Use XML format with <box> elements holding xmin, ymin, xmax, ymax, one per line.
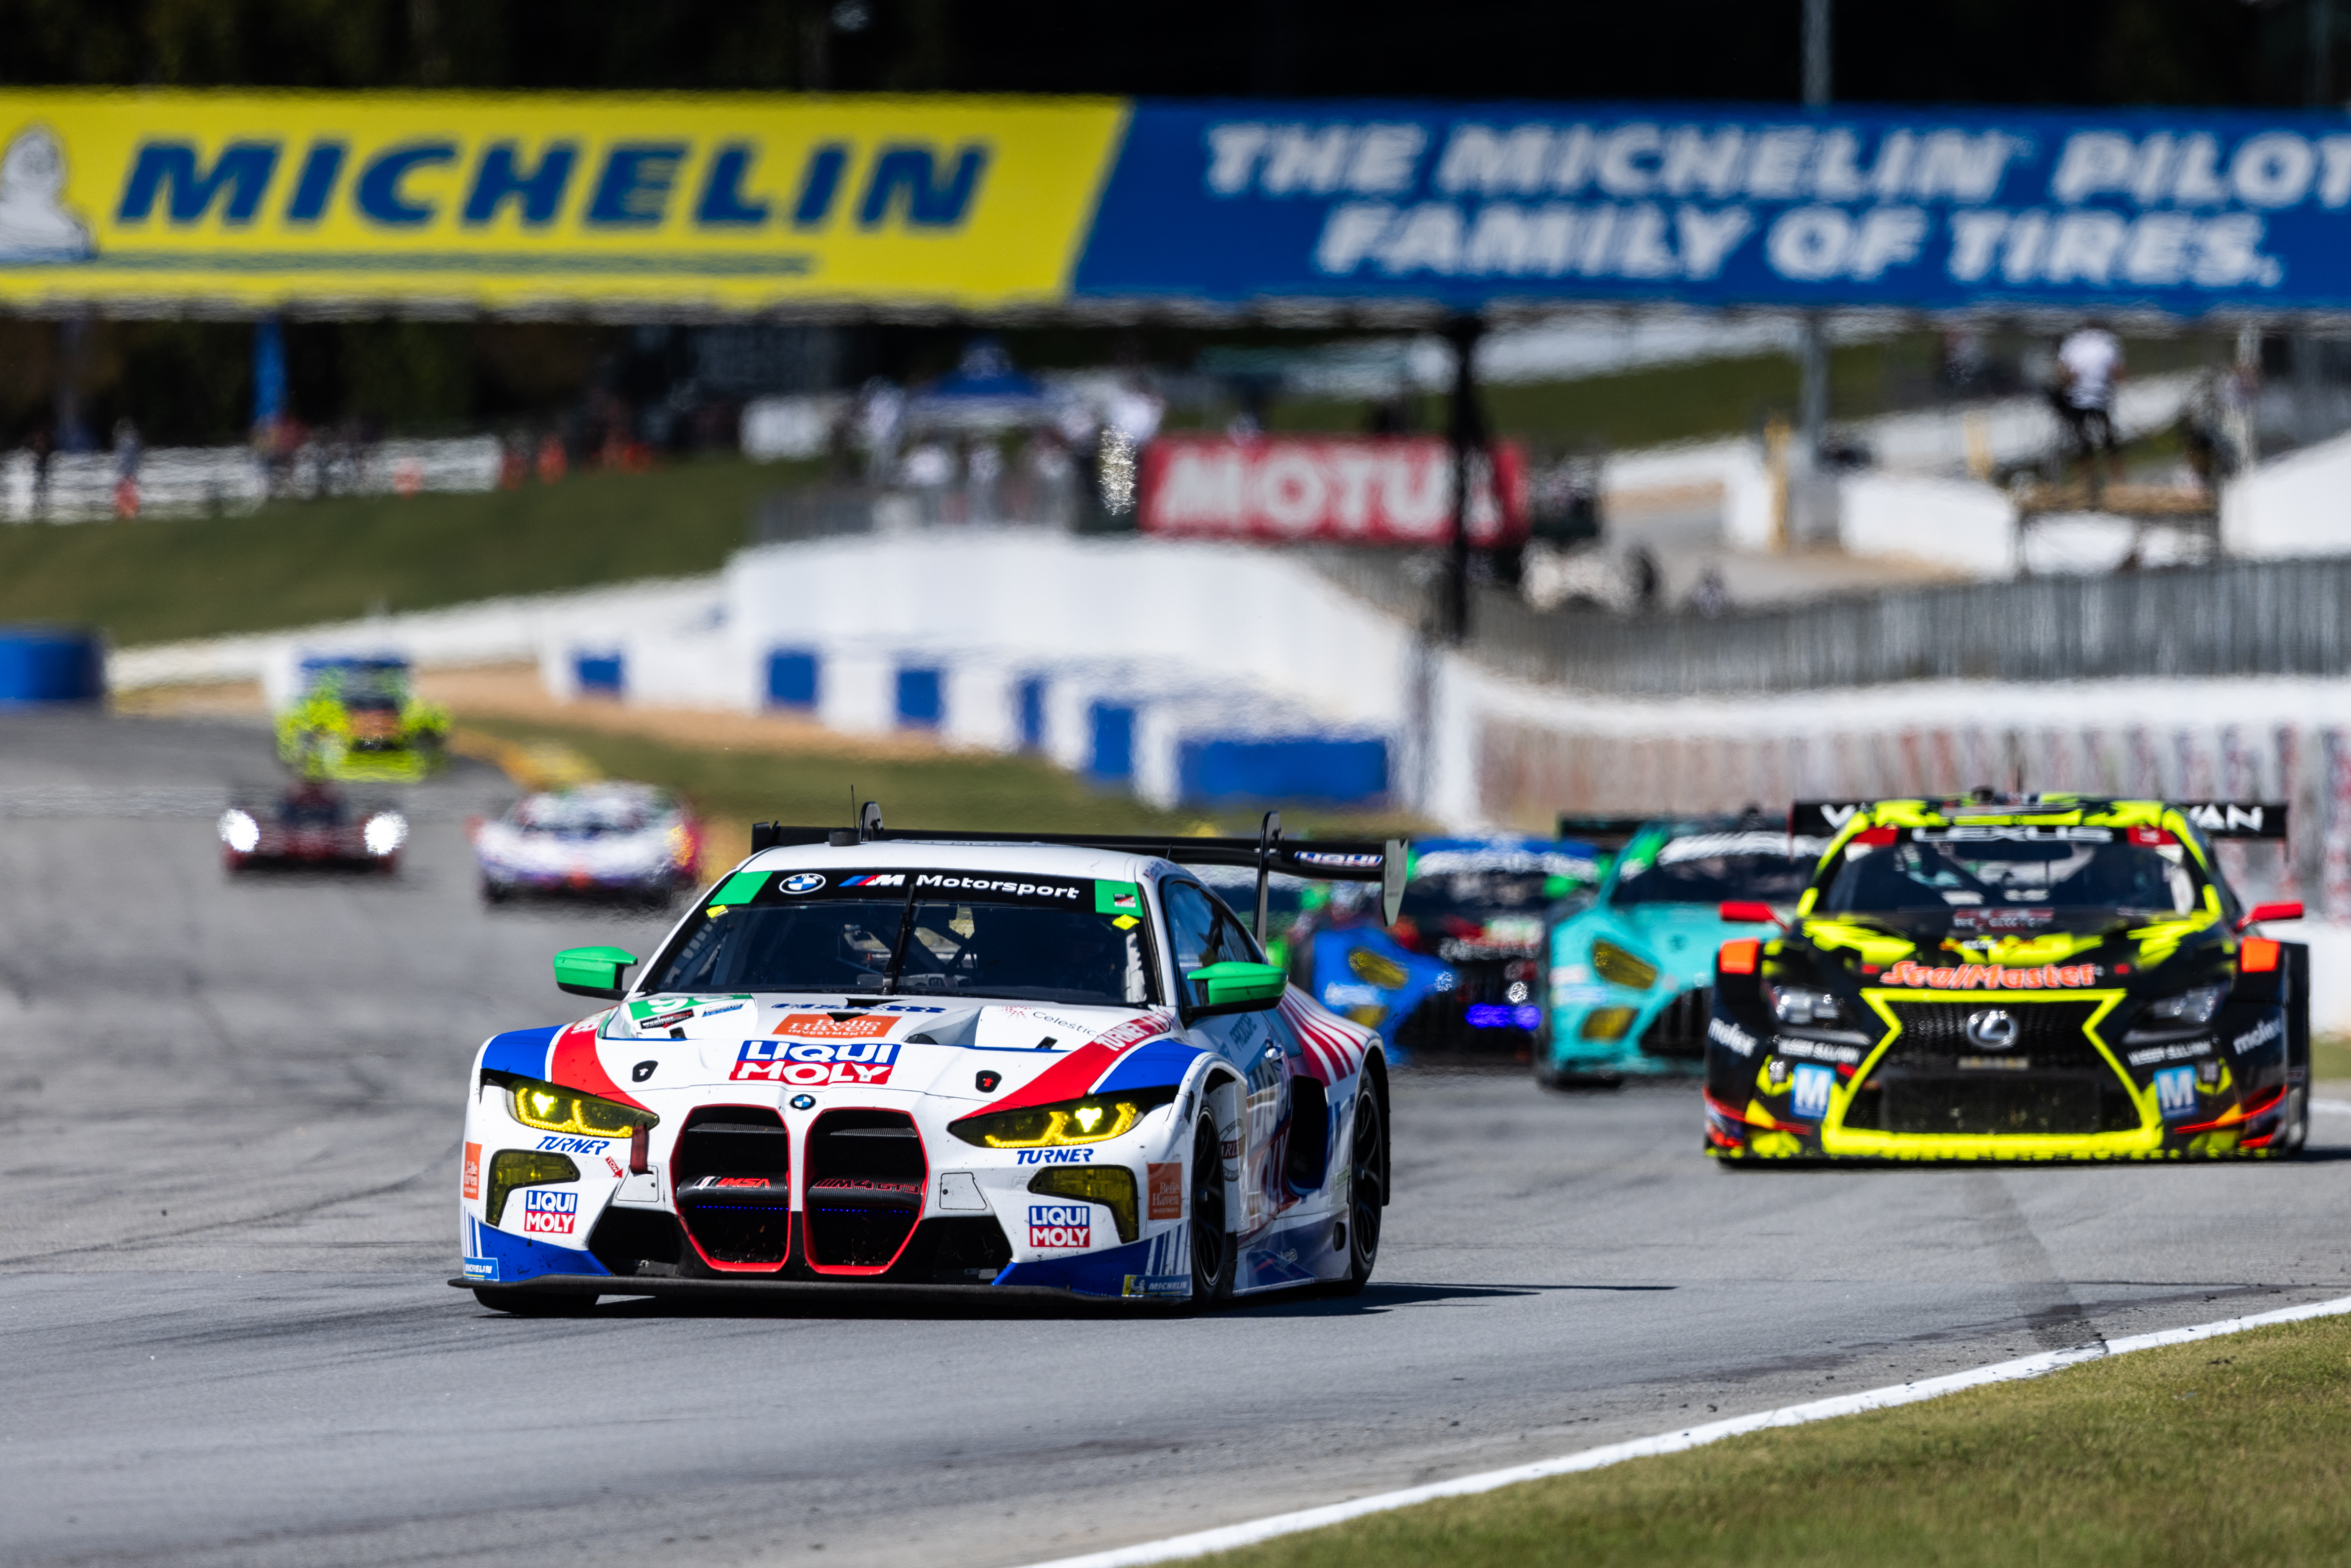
<box><xmin>1539</xmin><ymin>817</ymin><xmax>1825</xmax><ymax>1085</ymax></box>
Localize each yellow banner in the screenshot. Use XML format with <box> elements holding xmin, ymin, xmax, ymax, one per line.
<box><xmin>0</xmin><ymin>91</ymin><xmax>1127</xmax><ymax>313</ymax></box>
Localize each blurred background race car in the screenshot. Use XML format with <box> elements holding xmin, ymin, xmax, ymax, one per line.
<box><xmin>218</xmin><ymin>781</ymin><xmax>408</xmax><ymax>874</ymax></box>
<box><xmin>469</xmin><ymin>782</ymin><xmax>703</xmax><ymax>904</ymax></box>
<box><xmin>276</xmin><ymin>657</ymin><xmax>450</xmax><ymax>783</ymax></box>
<box><xmin>1539</xmin><ymin>812</ymin><xmax>1823</xmax><ymax>1085</ymax></box>
<box><xmin>1286</xmin><ymin>835</ymin><xmax>1599</xmax><ymax>1063</ymax></box>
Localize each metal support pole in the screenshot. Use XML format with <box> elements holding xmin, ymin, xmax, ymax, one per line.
<box><xmin>55</xmin><ymin>313</ymin><xmax>90</xmax><ymax>453</ymax></box>
<box><xmin>2313</xmin><ymin>0</ymin><xmax>2335</xmax><ymax>107</ymax></box>
<box><xmin>1795</xmin><ymin>0</ymin><xmax>1831</xmax><ymax>544</ymax></box>
<box><xmin>1795</xmin><ymin>316</ymin><xmax>1829</xmax><ymax>541</ymax></box>
<box><xmin>1442</xmin><ymin>315</ymin><xmax>1486</xmax><ymax>646</ymax></box>
<box><xmin>1803</xmin><ymin>0</ymin><xmax>1832</xmax><ymax>107</ymax></box>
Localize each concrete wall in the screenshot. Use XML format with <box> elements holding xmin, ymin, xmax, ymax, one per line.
<box><xmin>1838</xmin><ymin>473</ymin><xmax>2017</xmax><ymax>577</ymax></box>
<box><xmin>108</xmin><ymin>575</ymin><xmax>726</xmax><ymax>709</ymax></box>
<box><xmin>2222</xmin><ymin>428</ymin><xmax>2351</xmax><ymax>560</ymax></box>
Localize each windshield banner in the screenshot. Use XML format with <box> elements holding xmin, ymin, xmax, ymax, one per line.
<box><xmin>6</xmin><ymin>93</ymin><xmax>2351</xmax><ymax>315</ymax></box>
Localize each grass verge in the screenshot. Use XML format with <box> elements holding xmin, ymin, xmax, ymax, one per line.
<box><xmin>453</xmin><ymin>712</ymin><xmax>1418</xmax><ymax>871</ymax></box>
<box><xmin>1194</xmin><ymin>1313</ymin><xmax>2351</xmax><ymax>1568</ymax></box>
<box><xmin>0</xmin><ymin>454</ymin><xmax>813</xmax><ymax>647</ymax></box>
<box><xmin>2313</xmin><ymin>1034</ymin><xmax>2351</xmax><ymax>1083</ymax></box>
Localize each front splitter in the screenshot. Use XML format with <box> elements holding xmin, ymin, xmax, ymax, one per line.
<box><xmin>446</xmin><ymin>1273</ymin><xmax>1177</xmax><ymax>1309</ymax></box>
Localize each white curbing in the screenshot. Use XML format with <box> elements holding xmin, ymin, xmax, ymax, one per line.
<box><xmin>1018</xmin><ymin>1292</ymin><xmax>2351</xmax><ymax>1568</ymax></box>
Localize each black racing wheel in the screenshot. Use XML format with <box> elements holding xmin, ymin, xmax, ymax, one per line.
<box><xmin>1334</xmin><ymin>1083</ymin><xmax>1385</xmax><ymax>1295</ymax></box>
<box><xmin>1187</xmin><ymin>1113</ymin><xmax>1234</xmax><ymax>1308</ymax></box>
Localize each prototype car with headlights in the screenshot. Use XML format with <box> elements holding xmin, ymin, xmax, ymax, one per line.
<box><xmin>1705</xmin><ymin>797</ymin><xmax>2309</xmax><ymax>1162</ymax></box>
<box><xmin>455</xmin><ymin>811</ymin><xmax>1401</xmax><ymax>1311</ymax></box>
<box><xmin>470</xmin><ymin>782</ymin><xmax>703</xmax><ymax>904</ymax></box>
<box><xmin>218</xmin><ymin>782</ymin><xmax>407</xmax><ymax>873</ymax></box>
<box><xmin>1541</xmin><ymin>817</ymin><xmax>1822</xmax><ymax>1084</ymax></box>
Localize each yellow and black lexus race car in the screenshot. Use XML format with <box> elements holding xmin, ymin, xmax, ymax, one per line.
<box><xmin>1703</xmin><ymin>796</ymin><xmax>2309</xmax><ymax>1162</ymax></box>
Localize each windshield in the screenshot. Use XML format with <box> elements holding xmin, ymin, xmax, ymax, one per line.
<box><xmin>1396</xmin><ymin>846</ymin><xmax>1592</xmax><ymax>926</ymax></box>
<box><xmin>274</xmin><ymin>791</ymin><xmax>347</xmax><ymax>827</ymax></box>
<box><xmin>1820</xmin><ymin>827</ymin><xmax>2202</xmax><ymax>916</ymax></box>
<box><xmin>306</xmin><ymin>662</ymin><xmax>409</xmax><ymax>705</ymax></box>
<box><xmin>642</xmin><ymin>866</ymin><xmax>1157</xmax><ymax>1006</ymax></box>
<box><xmin>514</xmin><ymin>792</ymin><xmax>665</xmax><ymax>835</ymax></box>
<box><xmin>1196</xmin><ymin>869</ymin><xmax>1313</xmax><ymax>922</ymax></box>
<box><xmin>1614</xmin><ymin>831</ymin><xmax>1825</xmax><ymax>907</ymax></box>
<box><xmin>1399</xmin><ymin>871</ymin><xmax>1557</xmax><ymax>925</ymax></box>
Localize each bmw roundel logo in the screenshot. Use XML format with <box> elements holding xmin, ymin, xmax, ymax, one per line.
<box><xmin>780</xmin><ymin>872</ymin><xmax>827</xmax><ymax>895</ymax></box>
<box><xmin>789</xmin><ymin>1093</ymin><xmax>817</xmax><ymax>1110</ymax></box>
<box><xmin>1965</xmin><ymin>1009</ymin><xmax>2019</xmax><ymax>1050</ymax></box>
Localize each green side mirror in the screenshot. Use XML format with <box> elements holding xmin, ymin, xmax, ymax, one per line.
<box><xmin>1188</xmin><ymin>960</ymin><xmax>1287</xmax><ymax>1015</ymax></box>
<box><xmin>554</xmin><ymin>945</ymin><xmax>639</xmax><ymax>999</ymax></box>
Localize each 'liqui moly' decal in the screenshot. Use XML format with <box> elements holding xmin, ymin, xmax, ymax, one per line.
<box><xmin>734</xmin><ymin>1039</ymin><xmax>899</xmax><ymax>1085</ymax></box>
<box><xmin>519</xmin><ymin>1188</ymin><xmax>578</xmax><ymax>1235</ymax></box>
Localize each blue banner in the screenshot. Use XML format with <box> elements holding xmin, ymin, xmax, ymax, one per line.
<box><xmin>1075</xmin><ymin>101</ymin><xmax>2351</xmax><ymax>316</ymax></box>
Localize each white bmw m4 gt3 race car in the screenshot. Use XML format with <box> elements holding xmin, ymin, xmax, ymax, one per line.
<box><xmin>456</xmin><ymin>809</ymin><xmax>1404</xmax><ymax>1311</ymax></box>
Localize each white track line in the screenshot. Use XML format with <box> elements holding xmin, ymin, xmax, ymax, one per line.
<box><xmin>2312</xmin><ymin>1098</ymin><xmax>2351</xmax><ymax>1115</ymax></box>
<box><xmin>1020</xmin><ymin>1293</ymin><xmax>2351</xmax><ymax>1568</ymax></box>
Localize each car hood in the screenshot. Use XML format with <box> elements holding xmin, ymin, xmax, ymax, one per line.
<box><xmin>1555</xmin><ymin>902</ymin><xmax>1747</xmax><ymax>988</ymax></box>
<box><xmin>485</xmin><ymin>993</ymin><xmax>1193</xmax><ymax>1112</ymax></box>
<box><xmin>476</xmin><ymin>821</ymin><xmax>674</xmax><ymax>871</ymax></box>
<box><xmin>1611</xmin><ymin>904</ymin><xmax>1750</xmax><ymax>976</ymax></box>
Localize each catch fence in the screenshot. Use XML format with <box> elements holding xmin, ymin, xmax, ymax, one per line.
<box><xmin>1313</xmin><ymin>551</ymin><xmax>2351</xmax><ymax>696</ymax></box>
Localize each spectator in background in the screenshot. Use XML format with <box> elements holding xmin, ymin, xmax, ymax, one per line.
<box><xmin>110</xmin><ymin>417</ymin><xmax>141</xmax><ymax>518</ymax></box>
<box><xmin>1939</xmin><ymin>327</ymin><xmax>1991</xmax><ymax>395</ymax></box>
<box><xmin>2055</xmin><ymin>321</ymin><xmax>2125</xmax><ymax>487</ymax></box>
<box><xmin>854</xmin><ymin>378</ymin><xmax>905</xmax><ymax>482</ymax></box>
<box><xmin>1689</xmin><ymin>567</ymin><xmax>1729</xmax><ymax>618</ymax></box>
<box><xmin>1628</xmin><ymin>545</ymin><xmax>1662</xmax><ymax>613</ymax></box>
<box><xmin>1109</xmin><ymin>379</ymin><xmax>1165</xmax><ymax>449</ymax></box>
<box><xmin>27</xmin><ymin>422</ymin><xmax>51</xmax><ymax>520</ymax></box>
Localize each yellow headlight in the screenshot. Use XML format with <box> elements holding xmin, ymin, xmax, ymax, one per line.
<box><xmin>498</xmin><ymin>1074</ymin><xmax>657</xmax><ymax>1139</ymax></box>
<box><xmin>485</xmin><ymin>1150</ymin><xmax>578</xmax><ymax>1227</ymax></box>
<box><xmin>1580</xmin><ymin>1006</ymin><xmax>1639</xmax><ymax>1041</ymax></box>
<box><xmin>1591</xmin><ymin>939</ymin><xmax>1660</xmax><ymax>990</ymax></box>
<box><xmin>949</xmin><ymin>1087</ymin><xmax>1179</xmax><ymax>1149</ymax></box>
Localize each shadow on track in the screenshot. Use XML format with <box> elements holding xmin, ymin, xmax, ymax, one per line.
<box><xmin>448</xmin><ymin>1277</ymin><xmax>1574</xmax><ymax>1323</ymax></box>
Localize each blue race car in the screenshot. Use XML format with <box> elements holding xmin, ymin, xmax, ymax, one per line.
<box><xmin>1539</xmin><ymin>817</ymin><xmax>1824</xmax><ymax>1085</ymax></box>
<box><xmin>1298</xmin><ymin>836</ymin><xmax>1600</xmax><ymax>1062</ymax></box>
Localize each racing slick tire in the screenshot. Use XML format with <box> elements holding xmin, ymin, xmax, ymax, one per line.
<box><xmin>1333</xmin><ymin>1081</ymin><xmax>1387</xmax><ymax>1296</ymax></box>
<box><xmin>2279</xmin><ymin>1086</ymin><xmax>2311</xmax><ymax>1157</ymax></box>
<box><xmin>472</xmin><ymin>1285</ymin><xmax>598</xmax><ymax>1316</ymax></box>
<box><xmin>1187</xmin><ymin>1114</ymin><xmax>1234</xmax><ymax>1310</ymax></box>
<box><xmin>1534</xmin><ymin>1065</ymin><xmax>1624</xmax><ymax>1092</ymax></box>
<box><xmin>481</xmin><ymin>879</ymin><xmax>514</xmax><ymax>905</ymax></box>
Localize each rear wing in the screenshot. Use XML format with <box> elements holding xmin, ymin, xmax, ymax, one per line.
<box><xmin>1787</xmin><ymin>802</ymin><xmax>1876</xmax><ymax>838</ymax></box>
<box><xmin>2176</xmin><ymin>801</ymin><xmax>2288</xmax><ymax>840</ymax></box>
<box><xmin>1788</xmin><ymin>799</ymin><xmax>2290</xmax><ymax>841</ymax></box>
<box><xmin>750</xmin><ymin>803</ymin><xmax>1407</xmax><ymax>936</ymax></box>
<box><xmin>1554</xmin><ymin>815</ymin><xmax>1655</xmax><ymax>850</ymax></box>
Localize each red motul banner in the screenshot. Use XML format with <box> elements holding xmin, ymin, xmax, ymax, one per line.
<box><xmin>1137</xmin><ymin>435</ymin><xmax>1528</xmax><ymax>546</ymax></box>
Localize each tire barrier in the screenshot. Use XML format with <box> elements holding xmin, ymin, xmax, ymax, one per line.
<box><xmin>0</xmin><ymin>625</ymin><xmax>104</xmax><ymax>704</ymax></box>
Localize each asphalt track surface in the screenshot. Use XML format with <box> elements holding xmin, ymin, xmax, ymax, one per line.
<box><xmin>5</xmin><ymin>708</ymin><xmax>2350</xmax><ymax>1568</ymax></box>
